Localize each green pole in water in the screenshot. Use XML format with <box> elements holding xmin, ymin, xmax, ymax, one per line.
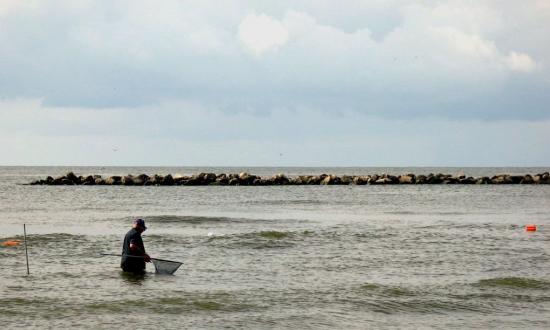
<box><xmin>23</xmin><ymin>224</ymin><xmax>29</xmax><ymax>275</ymax></box>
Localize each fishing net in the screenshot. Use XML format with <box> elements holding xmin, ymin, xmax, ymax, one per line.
<box><xmin>152</xmin><ymin>258</ymin><xmax>182</xmax><ymax>275</ymax></box>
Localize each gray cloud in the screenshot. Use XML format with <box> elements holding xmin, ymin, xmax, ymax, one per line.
<box><xmin>1</xmin><ymin>98</ymin><xmax>550</xmax><ymax>166</ymax></box>
<box><xmin>0</xmin><ymin>0</ymin><xmax>549</xmax><ymax>120</ymax></box>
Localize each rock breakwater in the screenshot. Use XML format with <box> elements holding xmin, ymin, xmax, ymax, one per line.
<box><xmin>29</xmin><ymin>172</ymin><xmax>550</xmax><ymax>186</ymax></box>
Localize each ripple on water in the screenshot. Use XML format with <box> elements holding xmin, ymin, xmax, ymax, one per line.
<box><xmin>475</xmin><ymin>277</ymin><xmax>550</xmax><ymax>289</ymax></box>
<box><xmin>141</xmin><ymin>215</ymin><xmax>259</xmax><ymax>224</ymax></box>
<box><xmin>1</xmin><ymin>293</ymin><xmax>263</xmax><ymax>318</ymax></box>
<box><xmin>0</xmin><ymin>298</ymin><xmax>67</xmax><ymax>317</ymax></box>
<box><xmin>350</xmin><ymin>283</ymin><xmax>496</xmax><ymax>314</ymax></box>
<box><xmin>83</xmin><ymin>293</ymin><xmax>261</xmax><ymax>314</ymax></box>
<box><xmin>358</xmin><ymin>283</ymin><xmax>417</xmax><ymax>297</ymax></box>
<box><xmin>206</xmin><ymin>230</ymin><xmax>296</xmax><ymax>249</ymax></box>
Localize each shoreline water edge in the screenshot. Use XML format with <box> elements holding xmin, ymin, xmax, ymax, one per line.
<box><xmin>29</xmin><ymin>171</ymin><xmax>550</xmax><ymax>186</ymax></box>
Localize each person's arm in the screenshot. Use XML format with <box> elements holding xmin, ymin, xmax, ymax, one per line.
<box><xmin>129</xmin><ymin>239</ymin><xmax>151</xmax><ymax>262</ymax></box>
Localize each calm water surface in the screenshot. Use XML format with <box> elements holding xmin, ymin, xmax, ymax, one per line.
<box><xmin>1</xmin><ymin>167</ymin><xmax>550</xmax><ymax>329</ymax></box>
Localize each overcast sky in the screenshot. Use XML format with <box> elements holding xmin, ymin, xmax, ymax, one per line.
<box><xmin>1</xmin><ymin>0</ymin><xmax>549</xmax><ymax>166</ymax></box>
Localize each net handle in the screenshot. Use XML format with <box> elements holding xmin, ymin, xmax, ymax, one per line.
<box><xmin>99</xmin><ymin>253</ymin><xmax>182</xmax><ymax>264</ymax></box>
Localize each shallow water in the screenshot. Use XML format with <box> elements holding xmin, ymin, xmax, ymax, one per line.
<box><xmin>1</xmin><ymin>166</ymin><xmax>550</xmax><ymax>329</ymax></box>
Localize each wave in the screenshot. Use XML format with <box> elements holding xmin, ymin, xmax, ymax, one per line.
<box><xmin>258</xmin><ymin>231</ymin><xmax>290</xmax><ymax>239</ymax></box>
<box><xmin>2</xmin><ymin>233</ymin><xmax>91</xmax><ymax>254</ymax></box>
<box><xmin>0</xmin><ymin>297</ymin><xmax>66</xmax><ymax>317</ymax></box>
<box><xmin>351</xmin><ymin>283</ymin><xmax>496</xmax><ymax>314</ymax></box>
<box><xmin>475</xmin><ymin>277</ymin><xmax>550</xmax><ymax>289</ymax></box>
<box><xmin>2</xmin><ymin>291</ymin><xmax>263</xmax><ymax>317</ymax></box>
<box><xmin>144</xmin><ymin>215</ymin><xmax>248</xmax><ymax>224</ymax></box>
<box><xmin>358</xmin><ymin>283</ymin><xmax>417</xmax><ymax>297</ymax></box>
<box><xmin>383</xmin><ymin>211</ymin><xmax>418</xmax><ymax>215</ymax></box>
<box><xmin>83</xmin><ymin>293</ymin><xmax>261</xmax><ymax>314</ymax></box>
<box><xmin>207</xmin><ymin>230</ymin><xmax>297</xmax><ymax>249</ymax></box>
<box><xmin>141</xmin><ymin>214</ymin><xmax>300</xmax><ymax>224</ymax></box>
<box><xmin>246</xmin><ymin>199</ymin><xmax>325</xmax><ymax>205</ymax></box>
<box><xmin>24</xmin><ymin>233</ymin><xmax>88</xmax><ymax>243</ymax></box>
<box><xmin>361</xmin><ymin>299</ymin><xmax>491</xmax><ymax>314</ymax></box>
<box><xmin>451</xmin><ymin>292</ymin><xmax>550</xmax><ymax>303</ymax></box>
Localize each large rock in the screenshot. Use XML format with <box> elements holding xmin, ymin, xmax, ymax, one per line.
<box><xmin>416</xmin><ymin>175</ymin><xmax>427</xmax><ymax>184</ymax></box>
<box><xmin>491</xmin><ymin>175</ymin><xmax>512</xmax><ymax>184</ymax></box>
<box><xmin>540</xmin><ymin>172</ymin><xmax>550</xmax><ymax>184</ymax></box>
<box><xmin>65</xmin><ymin>172</ymin><xmax>79</xmax><ymax>184</ymax></box>
<box><xmin>173</xmin><ymin>175</ymin><xmax>189</xmax><ymax>185</ymax></box>
<box><xmin>105</xmin><ymin>176</ymin><xmax>122</xmax><ymax>185</ymax></box>
<box><xmin>475</xmin><ymin>177</ymin><xmax>490</xmax><ymax>184</ymax></box>
<box><xmin>186</xmin><ymin>174</ymin><xmax>204</xmax><ymax>185</ymax></box>
<box><xmin>162</xmin><ymin>174</ymin><xmax>174</xmax><ymax>186</ymax></box>
<box><xmin>375</xmin><ymin>177</ymin><xmax>392</xmax><ymax>184</ymax></box>
<box><xmin>398</xmin><ymin>175</ymin><xmax>414</xmax><ymax>184</ymax></box>
<box><xmin>510</xmin><ymin>175</ymin><xmax>524</xmax><ymax>184</ymax></box>
<box><xmin>52</xmin><ymin>176</ymin><xmax>64</xmax><ymax>185</ymax></box>
<box><xmin>306</xmin><ymin>176</ymin><xmax>322</xmax><ymax>185</ymax></box>
<box><xmin>82</xmin><ymin>175</ymin><xmax>95</xmax><ymax>185</ymax></box>
<box><xmin>459</xmin><ymin>177</ymin><xmax>476</xmax><ymax>184</ymax></box>
<box><xmin>189</xmin><ymin>173</ymin><xmax>216</xmax><ymax>185</ymax></box>
<box><xmin>216</xmin><ymin>175</ymin><xmax>229</xmax><ymax>185</ymax></box>
<box><xmin>426</xmin><ymin>174</ymin><xmax>443</xmax><ymax>184</ymax></box>
<box><xmin>341</xmin><ymin>176</ymin><xmax>353</xmax><ymax>185</ymax></box>
<box><xmin>61</xmin><ymin>178</ymin><xmax>74</xmax><ymax>185</ymax></box>
<box><xmin>204</xmin><ymin>173</ymin><xmax>217</xmax><ymax>183</ymax></box>
<box><xmin>520</xmin><ymin>175</ymin><xmax>534</xmax><ymax>184</ymax></box>
<box><xmin>135</xmin><ymin>174</ymin><xmax>150</xmax><ymax>185</ymax></box>
<box><xmin>270</xmin><ymin>174</ymin><xmax>289</xmax><ymax>185</ymax></box>
<box><xmin>321</xmin><ymin>175</ymin><xmax>341</xmax><ymax>185</ymax></box>
<box><xmin>238</xmin><ymin>172</ymin><xmax>250</xmax><ymax>180</ymax></box>
<box><xmin>238</xmin><ymin>172</ymin><xmax>257</xmax><ymax>185</ymax></box>
<box><xmin>292</xmin><ymin>176</ymin><xmax>309</xmax><ymax>185</ymax></box>
<box><xmin>252</xmin><ymin>178</ymin><xmax>268</xmax><ymax>186</ymax></box>
<box><xmin>352</xmin><ymin>176</ymin><xmax>368</xmax><ymax>185</ymax></box>
<box><xmin>387</xmin><ymin>175</ymin><xmax>399</xmax><ymax>184</ymax></box>
<box><xmin>122</xmin><ymin>175</ymin><xmax>134</xmax><ymax>186</ymax></box>
<box><xmin>442</xmin><ymin>177</ymin><xmax>459</xmax><ymax>184</ymax></box>
<box><xmin>149</xmin><ymin>174</ymin><xmax>164</xmax><ymax>185</ymax></box>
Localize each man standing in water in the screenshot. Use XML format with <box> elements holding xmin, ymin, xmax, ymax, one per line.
<box><xmin>121</xmin><ymin>218</ymin><xmax>151</xmax><ymax>274</ymax></box>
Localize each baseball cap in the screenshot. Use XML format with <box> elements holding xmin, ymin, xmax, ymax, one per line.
<box><xmin>133</xmin><ymin>218</ymin><xmax>147</xmax><ymax>230</ymax></box>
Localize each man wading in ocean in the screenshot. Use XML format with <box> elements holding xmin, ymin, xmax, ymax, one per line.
<box><xmin>121</xmin><ymin>218</ymin><xmax>151</xmax><ymax>274</ymax></box>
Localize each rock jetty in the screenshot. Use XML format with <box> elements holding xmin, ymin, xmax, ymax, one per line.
<box><xmin>29</xmin><ymin>172</ymin><xmax>550</xmax><ymax>186</ymax></box>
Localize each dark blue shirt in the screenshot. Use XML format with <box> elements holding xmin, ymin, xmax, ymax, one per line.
<box><xmin>121</xmin><ymin>228</ymin><xmax>146</xmax><ymax>272</ymax></box>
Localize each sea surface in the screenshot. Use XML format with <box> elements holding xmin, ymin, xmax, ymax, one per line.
<box><xmin>1</xmin><ymin>166</ymin><xmax>550</xmax><ymax>329</ymax></box>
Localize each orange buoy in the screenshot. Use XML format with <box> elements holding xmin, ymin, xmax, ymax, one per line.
<box><xmin>1</xmin><ymin>240</ymin><xmax>22</xmax><ymax>247</ymax></box>
<box><xmin>525</xmin><ymin>225</ymin><xmax>537</xmax><ymax>232</ymax></box>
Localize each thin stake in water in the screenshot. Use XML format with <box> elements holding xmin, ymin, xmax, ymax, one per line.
<box><xmin>23</xmin><ymin>224</ymin><xmax>30</xmax><ymax>275</ymax></box>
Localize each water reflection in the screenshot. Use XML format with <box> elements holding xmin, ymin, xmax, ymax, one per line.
<box><xmin>120</xmin><ymin>271</ymin><xmax>147</xmax><ymax>285</ymax></box>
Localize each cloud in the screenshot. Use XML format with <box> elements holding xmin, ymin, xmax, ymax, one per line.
<box><xmin>430</xmin><ymin>26</ymin><xmax>498</xmax><ymax>59</ymax></box>
<box><xmin>238</xmin><ymin>12</ymin><xmax>289</xmax><ymax>55</ymax></box>
<box><xmin>504</xmin><ymin>51</ymin><xmax>537</xmax><ymax>72</ymax></box>
<box><xmin>2</xmin><ymin>98</ymin><xmax>550</xmax><ymax>166</ymax></box>
<box><xmin>0</xmin><ymin>0</ymin><xmax>548</xmax><ymax>121</ymax></box>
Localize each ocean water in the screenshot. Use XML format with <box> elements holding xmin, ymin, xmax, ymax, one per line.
<box><xmin>1</xmin><ymin>166</ymin><xmax>550</xmax><ymax>329</ymax></box>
